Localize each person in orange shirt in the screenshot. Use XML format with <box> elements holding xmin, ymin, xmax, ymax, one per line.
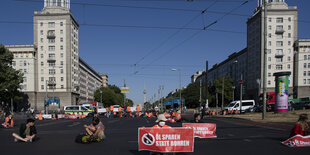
<box><xmin>2</xmin><ymin>114</ymin><xmax>14</xmax><ymax>128</ymax></box>
<box><xmin>118</xmin><ymin>106</ymin><xmax>122</xmax><ymax>113</ymax></box>
<box><xmin>152</xmin><ymin>114</ymin><xmax>170</xmax><ymax>128</ymax></box>
<box><xmin>38</xmin><ymin>113</ymin><xmax>43</xmax><ymax>120</ymax></box>
<box><xmin>173</xmin><ymin>111</ymin><xmax>182</xmax><ymax>122</ymax></box>
<box><xmin>137</xmin><ymin>105</ymin><xmax>140</xmax><ymax>112</ymax></box>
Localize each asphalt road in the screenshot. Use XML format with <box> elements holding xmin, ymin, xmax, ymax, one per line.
<box><xmin>0</xmin><ymin>115</ymin><xmax>309</xmax><ymax>155</ymax></box>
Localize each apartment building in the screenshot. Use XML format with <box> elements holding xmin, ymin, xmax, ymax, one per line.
<box><xmin>192</xmin><ymin>0</ymin><xmax>307</xmax><ymax>100</ymax></box>
<box><xmin>5</xmin><ymin>45</ymin><xmax>38</xmax><ymax>108</ymax></box>
<box><xmin>294</xmin><ymin>39</ymin><xmax>310</xmax><ymax>98</ymax></box>
<box><xmin>79</xmin><ymin>58</ymin><xmax>102</xmax><ymax>104</ymax></box>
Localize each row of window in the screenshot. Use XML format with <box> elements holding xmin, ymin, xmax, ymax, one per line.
<box><xmin>303</xmin><ymin>63</ymin><xmax>310</xmax><ymax>69</ymax></box>
<box><xmin>268</xmin><ymin>17</ymin><xmax>292</xmax><ymax>23</ymax></box>
<box><xmin>40</xmin><ymin>61</ymin><xmax>63</xmax><ymax>67</ymax></box>
<box><xmin>40</xmin><ymin>29</ymin><xmax>63</xmax><ymax>35</ymax></box>
<box><xmin>12</xmin><ymin>60</ymin><xmax>29</xmax><ymax>67</ymax></box>
<box><xmin>303</xmin><ymin>71</ymin><xmax>310</xmax><ymax>77</ymax></box>
<box><xmin>40</xmin><ymin>84</ymin><xmax>65</xmax><ymax>90</ymax></box>
<box><xmin>40</xmin><ymin>53</ymin><xmax>64</xmax><ymax>59</ymax></box>
<box><xmin>268</xmin><ymin>41</ymin><xmax>292</xmax><ymax>46</ymax></box>
<box><xmin>40</xmin><ymin>69</ymin><xmax>64</xmax><ymax>74</ymax></box>
<box><xmin>14</xmin><ymin>53</ymin><xmax>32</xmax><ymax>58</ymax></box>
<box><xmin>40</xmin><ymin>22</ymin><xmax>63</xmax><ymax>28</ymax></box>
<box><xmin>40</xmin><ymin>77</ymin><xmax>64</xmax><ymax>82</ymax></box>
<box><xmin>40</xmin><ymin>37</ymin><xmax>64</xmax><ymax>43</ymax></box>
<box><xmin>268</xmin><ymin>25</ymin><xmax>291</xmax><ymax>31</ymax></box>
<box><xmin>267</xmin><ymin>49</ymin><xmax>292</xmax><ymax>54</ymax></box>
<box><xmin>267</xmin><ymin>64</ymin><xmax>291</xmax><ymax>70</ymax></box>
<box><xmin>303</xmin><ymin>79</ymin><xmax>310</xmax><ymax>85</ymax></box>
<box><xmin>40</xmin><ymin>45</ymin><xmax>64</xmax><ymax>51</ymax></box>
<box><xmin>268</xmin><ymin>33</ymin><xmax>291</xmax><ymax>39</ymax></box>
<box><xmin>268</xmin><ymin>57</ymin><xmax>291</xmax><ymax>63</ymax></box>
<box><xmin>303</xmin><ymin>55</ymin><xmax>310</xmax><ymax>60</ymax></box>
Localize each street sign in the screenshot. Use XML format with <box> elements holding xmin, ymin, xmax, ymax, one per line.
<box><xmin>121</xmin><ymin>87</ymin><xmax>129</xmax><ymax>93</ymax></box>
<box><xmin>239</xmin><ymin>80</ymin><xmax>243</xmax><ymax>85</ymax></box>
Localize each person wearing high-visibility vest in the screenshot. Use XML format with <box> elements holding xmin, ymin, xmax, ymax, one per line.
<box><xmin>152</xmin><ymin>114</ymin><xmax>170</xmax><ymax>128</ymax></box>
<box><xmin>118</xmin><ymin>107</ymin><xmax>122</xmax><ymax>113</ymax></box>
<box><xmin>2</xmin><ymin>114</ymin><xmax>14</xmax><ymax>128</ymax></box>
<box><xmin>82</xmin><ymin>112</ymin><xmax>86</xmax><ymax>118</ymax></box>
<box><xmin>127</xmin><ymin>106</ymin><xmax>131</xmax><ymax>112</ymax></box>
<box><xmin>84</xmin><ymin>117</ymin><xmax>105</xmax><ymax>142</ymax></box>
<box><xmin>38</xmin><ymin>113</ymin><xmax>43</xmax><ymax>120</ymax></box>
<box><xmin>148</xmin><ymin>112</ymin><xmax>152</xmax><ymax>118</ymax></box>
<box><xmin>172</xmin><ymin>111</ymin><xmax>176</xmax><ymax>117</ymax></box>
<box><xmin>136</xmin><ymin>105</ymin><xmax>140</xmax><ymax>112</ymax></box>
<box><xmin>173</xmin><ymin>111</ymin><xmax>182</xmax><ymax>122</ymax></box>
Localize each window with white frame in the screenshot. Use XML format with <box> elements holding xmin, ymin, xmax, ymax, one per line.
<box><xmin>48</xmin><ymin>39</ymin><xmax>55</xmax><ymax>43</ymax></box>
<box><xmin>48</xmin><ymin>22</ymin><xmax>55</xmax><ymax>28</ymax></box>
<box><xmin>268</xmin><ymin>65</ymin><xmax>271</xmax><ymax>69</ymax></box>
<box><xmin>60</xmin><ymin>22</ymin><xmax>63</xmax><ymax>26</ymax></box>
<box><xmin>288</xmin><ymin>25</ymin><xmax>291</xmax><ymax>30</ymax></box>
<box><xmin>276</xmin><ymin>65</ymin><xmax>282</xmax><ymax>70</ymax></box>
<box><xmin>268</xmin><ymin>80</ymin><xmax>271</xmax><ymax>85</ymax></box>
<box><xmin>288</xmin><ymin>17</ymin><xmax>291</xmax><ymax>22</ymax></box>
<box><xmin>48</xmin><ymin>46</ymin><xmax>55</xmax><ymax>51</ymax></box>
<box><xmin>49</xmin><ymin>69</ymin><xmax>55</xmax><ymax>75</ymax></box>
<box><xmin>304</xmin><ymin>63</ymin><xmax>307</xmax><ymax>68</ymax></box>
<box><xmin>308</xmin><ymin>63</ymin><xmax>310</xmax><ymax>68</ymax></box>
<box><xmin>276</xmin><ymin>41</ymin><xmax>283</xmax><ymax>47</ymax></box>
<box><xmin>276</xmin><ymin>34</ymin><xmax>283</xmax><ymax>39</ymax></box>
<box><xmin>288</xmin><ymin>41</ymin><xmax>291</xmax><ymax>46</ymax></box>
<box><xmin>288</xmin><ymin>33</ymin><xmax>291</xmax><ymax>38</ymax></box>
<box><xmin>308</xmin><ymin>79</ymin><xmax>310</xmax><ymax>84</ymax></box>
<box><xmin>268</xmin><ymin>57</ymin><xmax>271</xmax><ymax>61</ymax></box>
<box><xmin>304</xmin><ymin>55</ymin><xmax>307</xmax><ymax>60</ymax></box>
<box><xmin>276</xmin><ymin>57</ymin><xmax>283</xmax><ymax>62</ymax></box>
<box><xmin>288</xmin><ymin>56</ymin><xmax>291</xmax><ymax>61</ymax></box>
<box><xmin>41</xmin><ymin>77</ymin><xmax>44</xmax><ymax>82</ymax></box>
<box><xmin>276</xmin><ymin>18</ymin><xmax>283</xmax><ymax>23</ymax></box>
<box><xmin>267</xmin><ymin>49</ymin><xmax>271</xmax><ymax>54</ymax></box>
<box><xmin>40</xmin><ymin>30</ymin><xmax>43</xmax><ymax>35</ymax></box>
<box><xmin>268</xmin><ymin>41</ymin><xmax>272</xmax><ymax>46</ymax></box>
<box><xmin>287</xmin><ymin>64</ymin><xmax>290</xmax><ymax>69</ymax></box>
<box><xmin>304</xmin><ymin>79</ymin><xmax>306</xmax><ymax>84</ymax></box>
<box><xmin>48</xmin><ymin>62</ymin><xmax>55</xmax><ymax>67</ymax></box>
<box><xmin>41</xmin><ymin>61</ymin><xmax>44</xmax><ymax>66</ymax></box>
<box><xmin>308</xmin><ymin>71</ymin><xmax>310</xmax><ymax>76</ymax></box>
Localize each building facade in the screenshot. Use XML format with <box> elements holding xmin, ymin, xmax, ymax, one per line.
<box><xmin>33</xmin><ymin>0</ymin><xmax>80</xmax><ymax>110</ymax></box>
<box><xmin>192</xmin><ymin>0</ymin><xmax>308</xmax><ymax>101</ymax></box>
<box><xmin>5</xmin><ymin>0</ymin><xmax>108</xmax><ymax>111</ymax></box>
<box><xmin>5</xmin><ymin>45</ymin><xmax>37</xmax><ymax>108</ymax></box>
<box><xmin>79</xmin><ymin>58</ymin><xmax>103</xmax><ymax>104</ymax></box>
<box><xmin>294</xmin><ymin>39</ymin><xmax>310</xmax><ymax>98</ymax></box>
<box><xmin>101</xmin><ymin>74</ymin><xmax>108</xmax><ymax>87</ymax></box>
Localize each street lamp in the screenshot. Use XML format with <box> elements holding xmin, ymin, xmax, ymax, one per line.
<box><xmin>171</xmin><ymin>68</ymin><xmax>182</xmax><ymax>112</ymax></box>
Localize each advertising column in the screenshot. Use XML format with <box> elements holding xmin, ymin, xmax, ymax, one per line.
<box><xmin>273</xmin><ymin>72</ymin><xmax>291</xmax><ymax>112</ymax></box>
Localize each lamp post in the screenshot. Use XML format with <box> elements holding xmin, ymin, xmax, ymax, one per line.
<box><xmin>171</xmin><ymin>68</ymin><xmax>181</xmax><ymax>112</ymax></box>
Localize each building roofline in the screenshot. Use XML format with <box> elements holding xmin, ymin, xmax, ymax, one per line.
<box><xmin>79</xmin><ymin>57</ymin><xmax>101</xmax><ymax>80</ymax></box>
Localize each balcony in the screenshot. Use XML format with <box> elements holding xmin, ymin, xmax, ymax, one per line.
<box><xmin>47</xmin><ymin>81</ymin><xmax>56</xmax><ymax>86</ymax></box>
<box><xmin>275</xmin><ymin>53</ymin><xmax>284</xmax><ymax>57</ymax></box>
<box><xmin>275</xmin><ymin>29</ymin><xmax>285</xmax><ymax>34</ymax></box>
<box><xmin>47</xmin><ymin>57</ymin><xmax>56</xmax><ymax>62</ymax></box>
<box><xmin>47</xmin><ymin>31</ymin><xmax>56</xmax><ymax>38</ymax></box>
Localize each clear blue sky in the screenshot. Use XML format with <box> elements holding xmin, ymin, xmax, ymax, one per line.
<box><xmin>1</xmin><ymin>0</ymin><xmax>309</xmax><ymax>105</ymax></box>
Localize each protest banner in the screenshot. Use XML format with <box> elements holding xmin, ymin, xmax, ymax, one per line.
<box><xmin>138</xmin><ymin>128</ymin><xmax>194</xmax><ymax>153</ymax></box>
<box><xmin>282</xmin><ymin>135</ymin><xmax>310</xmax><ymax>147</ymax></box>
<box><xmin>182</xmin><ymin>123</ymin><xmax>217</xmax><ymax>138</ymax></box>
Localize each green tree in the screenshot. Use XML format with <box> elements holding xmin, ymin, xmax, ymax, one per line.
<box><xmin>208</xmin><ymin>76</ymin><xmax>233</xmax><ymax>107</ymax></box>
<box><xmin>94</xmin><ymin>85</ymin><xmax>134</xmax><ymax>107</ymax></box>
<box><xmin>0</xmin><ymin>45</ymin><xmax>23</xmax><ymax>105</ymax></box>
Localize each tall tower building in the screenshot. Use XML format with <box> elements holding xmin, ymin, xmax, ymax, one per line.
<box><xmin>33</xmin><ymin>0</ymin><xmax>80</xmax><ymax>110</ymax></box>
<box><xmin>246</xmin><ymin>0</ymin><xmax>297</xmax><ymax>98</ymax></box>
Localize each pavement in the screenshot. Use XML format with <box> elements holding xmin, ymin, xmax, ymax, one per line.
<box><xmin>0</xmin><ymin>115</ymin><xmax>310</xmax><ymax>155</ymax></box>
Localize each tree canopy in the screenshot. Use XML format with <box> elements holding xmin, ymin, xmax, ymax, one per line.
<box><xmin>94</xmin><ymin>85</ymin><xmax>134</xmax><ymax>107</ymax></box>
<box><xmin>0</xmin><ymin>45</ymin><xmax>23</xmax><ymax>104</ymax></box>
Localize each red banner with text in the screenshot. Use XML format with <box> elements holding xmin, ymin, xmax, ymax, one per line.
<box><xmin>282</xmin><ymin>135</ymin><xmax>310</xmax><ymax>147</ymax></box>
<box><xmin>182</xmin><ymin>123</ymin><xmax>217</xmax><ymax>138</ymax></box>
<box><xmin>138</xmin><ymin>128</ymin><xmax>194</xmax><ymax>153</ymax></box>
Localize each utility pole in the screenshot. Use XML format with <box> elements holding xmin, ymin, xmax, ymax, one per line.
<box><xmin>199</xmin><ymin>79</ymin><xmax>202</xmax><ymax>111</ymax></box>
<box><xmin>45</xmin><ymin>80</ymin><xmax>48</xmax><ymax>114</ymax></box>
<box><xmin>205</xmin><ymin>61</ymin><xmax>209</xmax><ymax>108</ymax></box>
<box><xmin>262</xmin><ymin>0</ymin><xmax>267</xmax><ymax>120</ymax></box>
<box><xmin>216</xmin><ymin>88</ymin><xmax>218</xmax><ymax>115</ymax></box>
<box><xmin>143</xmin><ymin>81</ymin><xmax>146</xmax><ymax>104</ymax></box>
<box><xmin>221</xmin><ymin>77</ymin><xmax>225</xmax><ymax>111</ymax></box>
<box><xmin>240</xmin><ymin>74</ymin><xmax>243</xmax><ymax>114</ymax></box>
<box><xmin>232</xmin><ymin>86</ymin><xmax>235</xmax><ymax>101</ymax></box>
<box><xmin>123</xmin><ymin>79</ymin><xmax>126</xmax><ymax>107</ymax></box>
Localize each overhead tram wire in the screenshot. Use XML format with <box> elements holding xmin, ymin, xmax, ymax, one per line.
<box><xmin>134</xmin><ymin>0</ymin><xmax>250</xmax><ymax>75</ymax></box>
<box><xmin>133</xmin><ymin>0</ymin><xmax>219</xmax><ymax>69</ymax></box>
<box><xmin>11</xmin><ymin>0</ymin><xmax>310</xmax><ymax>23</ymax></box>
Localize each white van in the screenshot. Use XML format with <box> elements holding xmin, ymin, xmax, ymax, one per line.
<box><xmin>64</xmin><ymin>105</ymin><xmax>93</xmax><ymax>116</ymax></box>
<box><xmin>113</xmin><ymin>105</ymin><xmax>120</xmax><ymax>112</ymax></box>
<box><xmin>97</xmin><ymin>106</ymin><xmax>106</xmax><ymax>114</ymax></box>
<box><xmin>225</xmin><ymin>100</ymin><xmax>255</xmax><ymax>112</ymax></box>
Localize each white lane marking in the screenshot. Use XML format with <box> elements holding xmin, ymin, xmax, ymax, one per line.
<box><xmin>68</xmin><ymin>122</ymin><xmax>80</xmax><ymax>127</ymax></box>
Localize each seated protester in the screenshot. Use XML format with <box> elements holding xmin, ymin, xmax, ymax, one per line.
<box><xmin>289</xmin><ymin>114</ymin><xmax>308</xmax><ymax>138</ymax></box>
<box><xmin>2</xmin><ymin>114</ymin><xmax>14</xmax><ymax>128</ymax></box>
<box><xmin>152</xmin><ymin>114</ymin><xmax>170</xmax><ymax>128</ymax></box>
<box><xmin>84</xmin><ymin>117</ymin><xmax>105</xmax><ymax>142</ymax></box>
<box><xmin>12</xmin><ymin>118</ymin><xmax>36</xmax><ymax>142</ymax></box>
<box><xmin>191</xmin><ymin>113</ymin><xmax>203</xmax><ymax>123</ymax></box>
<box><xmin>173</xmin><ymin>111</ymin><xmax>182</xmax><ymax>122</ymax></box>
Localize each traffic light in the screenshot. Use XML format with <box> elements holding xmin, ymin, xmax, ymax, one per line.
<box><xmin>242</xmin><ymin>85</ymin><xmax>246</xmax><ymax>95</ymax></box>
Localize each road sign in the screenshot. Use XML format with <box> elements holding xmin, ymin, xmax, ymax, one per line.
<box><xmin>239</xmin><ymin>80</ymin><xmax>243</xmax><ymax>85</ymax></box>
<box><xmin>121</xmin><ymin>87</ymin><xmax>129</xmax><ymax>93</ymax></box>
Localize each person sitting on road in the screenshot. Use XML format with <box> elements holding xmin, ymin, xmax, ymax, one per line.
<box><xmin>2</xmin><ymin>114</ymin><xmax>14</xmax><ymax>128</ymax></box>
<box><xmin>173</xmin><ymin>110</ymin><xmax>182</xmax><ymax>122</ymax></box>
<box><xmin>12</xmin><ymin>118</ymin><xmax>37</xmax><ymax>142</ymax></box>
<box><xmin>191</xmin><ymin>113</ymin><xmax>203</xmax><ymax>123</ymax></box>
<box><xmin>84</xmin><ymin>117</ymin><xmax>105</xmax><ymax>142</ymax></box>
<box><xmin>152</xmin><ymin>114</ymin><xmax>170</xmax><ymax>128</ymax></box>
<box><xmin>289</xmin><ymin>113</ymin><xmax>308</xmax><ymax>138</ymax></box>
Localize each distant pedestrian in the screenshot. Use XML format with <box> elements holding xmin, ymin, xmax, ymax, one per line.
<box><xmin>191</xmin><ymin>113</ymin><xmax>203</xmax><ymax>123</ymax></box>
<box><xmin>289</xmin><ymin>114</ymin><xmax>308</xmax><ymax>138</ymax></box>
<box><xmin>12</xmin><ymin>118</ymin><xmax>37</xmax><ymax>142</ymax></box>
